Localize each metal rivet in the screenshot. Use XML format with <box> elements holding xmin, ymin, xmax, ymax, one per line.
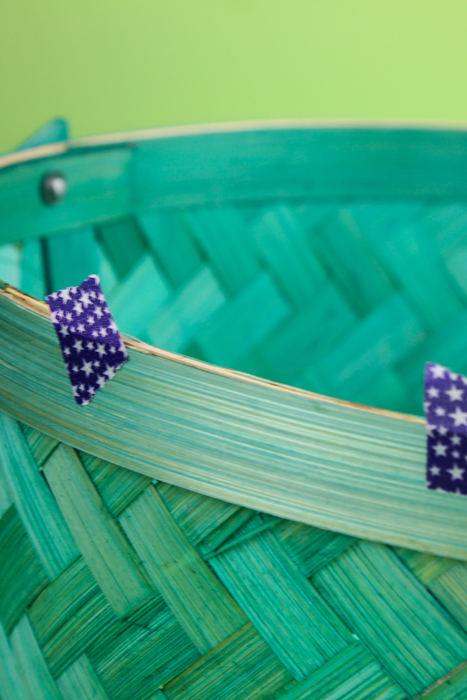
<box><xmin>40</xmin><ymin>171</ymin><xmax>67</xmax><ymax>206</ymax></box>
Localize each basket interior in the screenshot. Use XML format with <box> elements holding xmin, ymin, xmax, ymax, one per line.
<box><xmin>2</xmin><ymin>197</ymin><xmax>467</xmax><ymax>415</ymax></box>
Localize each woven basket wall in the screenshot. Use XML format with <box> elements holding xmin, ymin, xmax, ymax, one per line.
<box><xmin>1</xmin><ymin>121</ymin><xmax>467</xmax><ymax>700</ymax></box>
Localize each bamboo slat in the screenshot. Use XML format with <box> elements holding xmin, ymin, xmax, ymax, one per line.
<box><xmin>0</xmin><ymin>505</ymin><xmax>48</xmax><ymax>634</ymax></box>
<box><xmin>0</xmin><ymin>413</ymin><xmax>78</xmax><ymax>578</ymax></box>
<box><xmin>9</xmin><ymin>614</ymin><xmax>62</xmax><ymax>700</ymax></box>
<box><xmin>44</xmin><ymin>444</ymin><xmax>153</xmax><ymax>617</ymax></box>
<box><xmin>57</xmin><ymin>655</ymin><xmax>111</xmax><ymax>700</ymax></box>
<box><xmin>120</xmin><ymin>486</ymin><xmax>246</xmax><ymax>654</ymax></box>
<box><xmin>1</xmin><ymin>288</ymin><xmax>467</xmax><ymax>561</ymax></box>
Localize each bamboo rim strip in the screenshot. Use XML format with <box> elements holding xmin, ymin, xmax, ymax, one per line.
<box><xmin>1</xmin><ymin>284</ymin><xmax>467</xmax><ymax>563</ymax></box>
<box><xmin>2</xmin><ymin>118</ymin><xmax>467</xmax><ymax>170</ymax></box>
<box><xmin>0</xmin><ymin>283</ymin><xmax>424</xmax><ymax>426</ymax></box>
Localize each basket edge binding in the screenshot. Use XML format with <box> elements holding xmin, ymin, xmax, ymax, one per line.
<box><xmin>0</xmin><ymin>282</ymin><xmax>424</xmax><ymax>426</ymax></box>
<box><xmin>4</xmin><ymin>117</ymin><xmax>467</xmax><ymax>170</ymax></box>
<box><xmin>1</xmin><ymin>284</ymin><xmax>467</xmax><ymax>563</ymax></box>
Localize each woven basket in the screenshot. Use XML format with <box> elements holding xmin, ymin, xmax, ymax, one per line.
<box><xmin>1</xmin><ymin>120</ymin><xmax>467</xmax><ymax>700</ymax></box>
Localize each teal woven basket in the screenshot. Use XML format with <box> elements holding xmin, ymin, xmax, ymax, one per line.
<box><xmin>1</xmin><ymin>120</ymin><xmax>467</xmax><ymax>700</ymax></box>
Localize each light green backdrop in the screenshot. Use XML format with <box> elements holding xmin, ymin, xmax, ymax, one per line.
<box><xmin>1</xmin><ymin>0</ymin><xmax>467</xmax><ymax>153</ymax></box>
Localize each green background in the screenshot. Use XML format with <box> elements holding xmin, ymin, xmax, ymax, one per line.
<box><xmin>1</xmin><ymin>0</ymin><xmax>467</xmax><ymax>153</ymax></box>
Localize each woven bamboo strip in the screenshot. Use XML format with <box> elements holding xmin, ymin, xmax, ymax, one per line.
<box><xmin>410</xmin><ymin>660</ymin><xmax>467</xmax><ymax>699</ymax></box>
<box><xmin>57</xmin><ymin>655</ymin><xmax>111</xmax><ymax>700</ymax></box>
<box><xmin>0</xmin><ymin>504</ymin><xmax>48</xmax><ymax>634</ymax></box>
<box><xmin>277</xmin><ymin>642</ymin><xmax>405</xmax><ymax>700</ymax></box>
<box><xmin>313</xmin><ymin>541</ymin><xmax>467</xmax><ymax>695</ymax></box>
<box><xmin>208</xmin><ymin>520</ymin><xmax>351</xmax><ymax>679</ymax></box>
<box><xmin>44</xmin><ymin>444</ymin><xmax>153</xmax><ymax>617</ymax></box>
<box><xmin>0</xmin><ymin>412</ymin><xmax>78</xmax><ymax>578</ymax></box>
<box><xmin>0</xmin><ymin>617</ymin><xmax>30</xmax><ymax>700</ymax></box>
<box><xmin>1</xmin><ymin>288</ymin><xmax>466</xmax><ymax>560</ymax></box>
<box><xmin>120</xmin><ymin>485</ymin><xmax>246</xmax><ymax>654</ymax></box>
<box><xmin>9</xmin><ymin>614</ymin><xmax>62</xmax><ymax>700</ymax></box>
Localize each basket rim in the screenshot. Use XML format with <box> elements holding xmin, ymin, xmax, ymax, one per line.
<box><xmin>0</xmin><ymin>282</ymin><xmax>423</xmax><ymax>427</ymax></box>
<box><xmin>3</xmin><ymin>116</ymin><xmax>467</xmax><ymax>170</ymax></box>
<box><xmin>2</xmin><ymin>283</ymin><xmax>467</xmax><ymax>562</ymax></box>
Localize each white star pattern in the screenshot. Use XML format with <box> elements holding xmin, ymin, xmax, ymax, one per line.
<box><xmin>59</xmin><ymin>287</ymin><xmax>72</xmax><ymax>303</ymax></box>
<box><xmin>448</xmin><ymin>464</ymin><xmax>465</xmax><ymax>480</ymax></box>
<box><xmin>430</xmin><ymin>364</ymin><xmax>446</xmax><ymax>379</ymax></box>
<box><xmin>79</xmin><ymin>291</ymin><xmax>91</xmax><ymax>308</ymax></box>
<box><xmin>46</xmin><ymin>275</ymin><xmax>128</xmax><ymax>406</ymax></box>
<box><xmin>82</xmin><ymin>360</ymin><xmax>94</xmax><ymax>377</ymax></box>
<box><xmin>425</xmin><ymin>362</ymin><xmax>467</xmax><ymax>495</ymax></box>
<box><xmin>432</xmin><ymin>442</ymin><xmax>448</xmax><ymax>456</ymax></box>
<box><xmin>449</xmin><ymin>407</ymin><xmax>467</xmax><ymax>427</ymax></box>
<box><xmin>104</xmin><ymin>364</ymin><xmax>116</xmax><ymax>380</ymax></box>
<box><xmin>446</xmin><ymin>386</ymin><xmax>464</xmax><ymax>401</ymax></box>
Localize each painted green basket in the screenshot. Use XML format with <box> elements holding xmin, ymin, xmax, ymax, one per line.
<box><xmin>1</xmin><ymin>119</ymin><xmax>467</xmax><ymax>700</ymax></box>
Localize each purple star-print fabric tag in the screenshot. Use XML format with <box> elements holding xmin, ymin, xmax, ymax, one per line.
<box><xmin>424</xmin><ymin>362</ymin><xmax>467</xmax><ymax>495</ymax></box>
<box><xmin>46</xmin><ymin>275</ymin><xmax>128</xmax><ymax>406</ymax></box>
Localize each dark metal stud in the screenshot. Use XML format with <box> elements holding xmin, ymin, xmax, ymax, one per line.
<box><xmin>40</xmin><ymin>171</ymin><xmax>67</xmax><ymax>206</ymax></box>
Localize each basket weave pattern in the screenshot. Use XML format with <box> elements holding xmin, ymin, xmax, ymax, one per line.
<box><xmin>5</xmin><ymin>200</ymin><xmax>467</xmax><ymax>416</ymax></box>
<box><xmin>0</xmin><ymin>413</ymin><xmax>467</xmax><ymax>700</ymax></box>
<box><xmin>2</xmin><ymin>126</ymin><xmax>467</xmax><ymax>699</ymax></box>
